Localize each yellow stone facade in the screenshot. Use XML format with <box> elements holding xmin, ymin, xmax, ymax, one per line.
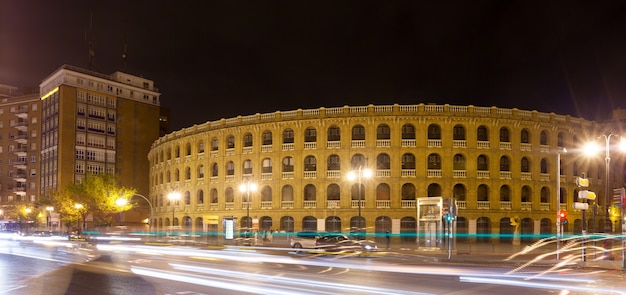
<box><xmin>148</xmin><ymin>104</ymin><xmax>623</xmax><ymax>241</ymax></box>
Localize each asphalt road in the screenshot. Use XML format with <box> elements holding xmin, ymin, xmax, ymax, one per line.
<box><xmin>1</xmin><ymin>239</ymin><xmax>625</xmax><ymax>295</ymax></box>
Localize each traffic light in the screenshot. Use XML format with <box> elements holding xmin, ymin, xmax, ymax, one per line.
<box><xmin>445</xmin><ymin>214</ymin><xmax>454</xmax><ymax>222</ymax></box>
<box><xmin>559</xmin><ymin>209</ymin><xmax>568</xmax><ymax>223</ymax></box>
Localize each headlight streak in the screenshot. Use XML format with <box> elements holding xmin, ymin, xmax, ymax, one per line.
<box><xmin>108</xmin><ymin>244</ymin><xmax>613</xmax><ymax>293</ymax></box>
<box><xmin>459</xmin><ymin>276</ymin><xmax>625</xmax><ymax>295</ymax></box>
<box><xmin>165</xmin><ymin>263</ymin><xmax>428</xmax><ymax>295</ymax></box>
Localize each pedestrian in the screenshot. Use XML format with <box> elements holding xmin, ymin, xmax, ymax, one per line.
<box><xmin>385</xmin><ymin>231</ymin><xmax>390</xmax><ymax>249</ymax></box>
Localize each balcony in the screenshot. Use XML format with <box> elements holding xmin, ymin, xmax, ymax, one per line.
<box><xmin>351</xmin><ymin>140</ymin><xmax>365</xmax><ymax>148</ymax></box>
<box><xmin>401</xmin><ymin>139</ymin><xmax>416</xmax><ymax>147</ymax></box>
<box><xmin>453</xmin><ymin>170</ymin><xmax>466</xmax><ymax>178</ymax></box>
<box><xmin>427</xmin><ymin>169</ymin><xmax>441</xmax><ymax>177</ymax></box>
<box><xmin>427</xmin><ymin>139</ymin><xmax>442</xmax><ymax>147</ymax></box>
<box><xmin>351</xmin><ymin>200</ymin><xmax>365</xmax><ymax>208</ymax></box>
<box><xmin>303</xmin><ymin>200</ymin><xmax>316</xmax><ymax>208</ymax></box>
<box><xmin>327</xmin><ymin>141</ymin><xmax>340</xmax><ymax>149</ymax></box>
<box><xmin>401</xmin><ymin>169</ymin><xmax>416</xmax><ymax>177</ymax></box>
<box><xmin>401</xmin><ymin>200</ymin><xmax>416</xmax><ymax>208</ymax></box>
<box><xmin>260</xmin><ymin>201</ymin><xmax>272</xmax><ymax>209</ymax></box>
<box><xmin>326</xmin><ymin>200</ymin><xmax>340</xmax><ymax>208</ymax></box>
<box><xmin>500</xmin><ymin>201</ymin><xmax>512</xmax><ymax>210</ymax></box>
<box><xmin>376</xmin><ymin>140</ymin><xmax>390</xmax><ymax>147</ymax></box>
<box><xmin>477</xmin><ymin>201</ymin><xmax>490</xmax><ymax>209</ymax></box>
<box><xmin>376</xmin><ymin>200</ymin><xmax>390</xmax><ymax>208</ymax></box>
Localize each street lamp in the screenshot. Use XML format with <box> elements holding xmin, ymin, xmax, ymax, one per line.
<box><xmin>583</xmin><ymin>135</ymin><xmax>626</xmax><ymax>233</ymax></box>
<box><xmin>132</xmin><ymin>194</ymin><xmax>154</xmax><ymax>230</ymax></box>
<box><xmin>556</xmin><ymin>148</ymin><xmax>566</xmax><ymax>260</ymax></box>
<box><xmin>46</xmin><ymin>206</ymin><xmax>54</xmax><ymax>231</ymax></box>
<box><xmin>115</xmin><ymin>198</ymin><xmax>127</xmax><ymax>226</ymax></box>
<box><xmin>347</xmin><ymin>166</ymin><xmax>373</xmax><ymax>234</ymax></box>
<box><xmin>168</xmin><ymin>192</ymin><xmax>181</xmax><ymax>230</ymax></box>
<box><xmin>239</xmin><ymin>182</ymin><xmax>258</xmax><ymax>231</ymax></box>
<box><xmin>74</xmin><ymin>203</ymin><xmax>84</xmax><ymax>235</ymax></box>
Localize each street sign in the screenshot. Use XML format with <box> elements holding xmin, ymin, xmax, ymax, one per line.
<box><xmin>573</xmin><ymin>202</ymin><xmax>589</xmax><ymax>210</ymax></box>
<box><xmin>578</xmin><ymin>190</ymin><xmax>596</xmax><ymax>200</ymax></box>
<box><xmin>576</xmin><ymin>177</ymin><xmax>590</xmax><ymax>187</ymax></box>
<box><xmin>613</xmin><ymin>188</ymin><xmax>625</xmax><ymax>207</ymax></box>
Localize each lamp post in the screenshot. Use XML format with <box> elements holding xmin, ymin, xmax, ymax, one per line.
<box><xmin>46</xmin><ymin>206</ymin><xmax>54</xmax><ymax>231</ymax></box>
<box><xmin>115</xmin><ymin>198</ymin><xmax>127</xmax><ymax>226</ymax></box>
<box><xmin>584</xmin><ymin>135</ymin><xmax>625</xmax><ymax>233</ymax></box>
<box><xmin>74</xmin><ymin>203</ymin><xmax>84</xmax><ymax>235</ymax></box>
<box><xmin>347</xmin><ymin>166</ymin><xmax>373</xmax><ymax>235</ymax></box>
<box><xmin>168</xmin><ymin>192</ymin><xmax>181</xmax><ymax>231</ymax></box>
<box><xmin>556</xmin><ymin>148</ymin><xmax>566</xmax><ymax>260</ymax></box>
<box><xmin>132</xmin><ymin>194</ymin><xmax>154</xmax><ymax>231</ymax></box>
<box><xmin>239</xmin><ymin>181</ymin><xmax>258</xmax><ymax>231</ymax></box>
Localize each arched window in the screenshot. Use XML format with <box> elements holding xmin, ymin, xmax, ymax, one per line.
<box><xmin>376</xmin><ymin>153</ymin><xmax>390</xmax><ymax>170</ymax></box>
<box><xmin>261</xmin><ymin>186</ymin><xmax>272</xmax><ymax>202</ymax></box>
<box><xmin>427</xmin><ymin>153</ymin><xmax>441</xmax><ymax>169</ymax></box>
<box><xmin>453</xmin><ymin>124</ymin><xmax>465</xmax><ymax>140</ymax></box>
<box><xmin>477</xmin><ymin>184</ymin><xmax>489</xmax><ymax>201</ymax></box>
<box><xmin>211</xmin><ymin>137</ymin><xmax>219</xmax><ymax>151</ymax></box>
<box><xmin>477</xmin><ymin>125</ymin><xmax>489</xmax><ymax>141</ymax></box>
<box><xmin>327</xmin><ymin>154</ymin><xmax>340</xmax><ymax>171</ymax></box>
<box><xmin>262</xmin><ymin>130</ymin><xmax>272</xmax><ymax>145</ymax></box>
<box><xmin>376</xmin><ymin>183</ymin><xmax>390</xmax><ymax>200</ymax></box>
<box><xmin>540</xmin><ymin>130</ymin><xmax>548</xmax><ymax>145</ymax></box>
<box><xmin>262</xmin><ymin>158</ymin><xmax>272</xmax><ymax>173</ymax></box>
<box><xmin>226</xmin><ymin>161</ymin><xmax>235</xmax><ymax>175</ymax></box>
<box><xmin>225</xmin><ymin>187</ymin><xmax>234</xmax><ymax>203</ymax></box>
<box><xmin>557</xmin><ymin>132</ymin><xmax>564</xmax><ymax>147</ymax></box>
<box><xmin>427</xmin><ymin>183</ymin><xmax>441</xmax><ymax>197</ymax></box>
<box><xmin>304</xmin><ymin>184</ymin><xmax>316</xmax><ymax>201</ymax></box>
<box><xmin>499</xmin><ymin>156</ymin><xmax>510</xmax><ymax>171</ymax></box>
<box><xmin>282</xmin><ymin>156</ymin><xmax>294</xmax><ymax>172</ymax></box>
<box><xmin>198</xmin><ymin>140</ymin><xmax>205</xmax><ymax>153</ymax></box>
<box><xmin>327</xmin><ymin>184</ymin><xmax>340</xmax><ymax>200</ymax></box>
<box><xmin>283</xmin><ymin>128</ymin><xmax>294</xmax><ymax>144</ymax></box>
<box><xmin>328</xmin><ymin>125</ymin><xmax>340</xmax><ymax>141</ymax></box>
<box><xmin>453</xmin><ymin>154</ymin><xmax>465</xmax><ymax>170</ymax></box>
<box><xmin>210</xmin><ymin>189</ymin><xmax>218</xmax><ymax>204</ymax></box>
<box><xmin>540</xmin><ymin>158</ymin><xmax>548</xmax><ymax>174</ymax></box>
<box><xmin>401</xmin><ymin>123</ymin><xmax>415</xmax><ymax>139</ymax></box>
<box><xmin>304</xmin><ymin>155</ymin><xmax>317</xmax><ymax>171</ymax></box>
<box><xmin>243</xmin><ymin>132</ymin><xmax>253</xmax><ymax>147</ymax></box>
<box><xmin>226</xmin><ymin>135</ymin><xmax>235</xmax><ymax>149</ymax></box>
<box><xmin>401</xmin><ymin>183</ymin><xmax>415</xmax><ymax>200</ymax></box>
<box><xmin>211</xmin><ymin>163</ymin><xmax>218</xmax><ymax>177</ymax></box>
<box><xmin>521</xmin><ymin>129</ymin><xmax>530</xmax><ymax>143</ymax></box>
<box><xmin>351</xmin><ymin>124</ymin><xmax>365</xmax><ymax>140</ymax></box>
<box><xmin>500</xmin><ymin>185</ymin><xmax>511</xmax><ymax>201</ymax></box>
<box><xmin>186</xmin><ymin>143</ymin><xmax>191</xmax><ymax>156</ymax></box>
<box><xmin>184</xmin><ymin>191</ymin><xmax>191</xmax><ymax>205</ymax></box>
<box><xmin>427</xmin><ymin>124</ymin><xmax>441</xmax><ymax>139</ymax></box>
<box><xmin>197</xmin><ymin>190</ymin><xmax>204</xmax><ymax>204</ymax></box>
<box><xmin>350</xmin><ymin>154</ymin><xmax>367</xmax><ymax>169</ymax></box>
<box><xmin>174</xmin><ymin>168</ymin><xmax>180</xmax><ymax>181</ymax></box>
<box><xmin>243</xmin><ymin>159</ymin><xmax>253</xmax><ymax>175</ymax></box>
<box><xmin>521</xmin><ymin>186</ymin><xmax>531</xmax><ymax>202</ymax></box>
<box><xmin>402</xmin><ymin>153</ymin><xmax>415</xmax><ymax>169</ymax></box>
<box><xmin>376</xmin><ymin>124</ymin><xmax>390</xmax><ymax>140</ymax></box>
<box><xmin>198</xmin><ymin>164</ymin><xmax>204</xmax><ymax>178</ymax></box>
<box><xmin>521</xmin><ymin>157</ymin><xmax>530</xmax><ymax>172</ymax></box>
<box><xmin>499</xmin><ymin>127</ymin><xmax>510</xmax><ymax>142</ymax></box>
<box><xmin>185</xmin><ymin>166</ymin><xmax>191</xmax><ymax>180</ymax></box>
<box><xmin>453</xmin><ymin>184</ymin><xmax>466</xmax><ymax>201</ymax></box>
<box><xmin>304</xmin><ymin>127</ymin><xmax>317</xmax><ymax>142</ymax></box>
<box><xmin>282</xmin><ymin>185</ymin><xmax>294</xmax><ymax>202</ymax></box>
<box><xmin>540</xmin><ymin>186</ymin><xmax>550</xmax><ymax>203</ymax></box>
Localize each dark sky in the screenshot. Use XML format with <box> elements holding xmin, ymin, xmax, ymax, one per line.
<box><xmin>2</xmin><ymin>1</ymin><xmax>626</xmax><ymax>131</ymax></box>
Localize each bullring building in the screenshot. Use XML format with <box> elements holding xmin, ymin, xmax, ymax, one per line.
<box><xmin>148</xmin><ymin>104</ymin><xmax>625</xmax><ymax>243</ymax></box>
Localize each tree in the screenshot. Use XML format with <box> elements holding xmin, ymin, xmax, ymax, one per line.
<box><xmin>55</xmin><ymin>174</ymin><xmax>136</xmax><ymax>230</ymax></box>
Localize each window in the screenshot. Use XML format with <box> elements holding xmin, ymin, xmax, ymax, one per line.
<box><xmin>521</xmin><ymin>129</ymin><xmax>530</xmax><ymax>143</ymax></box>
<box><xmin>500</xmin><ymin>156</ymin><xmax>510</xmax><ymax>171</ymax></box>
<box><xmin>328</xmin><ymin>126</ymin><xmax>341</xmax><ymax>141</ymax></box>
<box><xmin>282</xmin><ymin>157</ymin><xmax>295</xmax><ymax>172</ymax></box>
<box><xmin>226</xmin><ymin>161</ymin><xmax>235</xmax><ymax>175</ymax></box>
<box><xmin>198</xmin><ymin>141</ymin><xmax>205</xmax><ymax>153</ymax></box>
<box><xmin>477</xmin><ymin>155</ymin><xmax>488</xmax><ymax>170</ymax></box>
<box><xmin>477</xmin><ymin>126</ymin><xmax>489</xmax><ymax>141</ymax></box>
<box><xmin>211</xmin><ymin>138</ymin><xmax>219</xmax><ymax>151</ymax></box>
<box><xmin>427</xmin><ymin>124</ymin><xmax>441</xmax><ymax>139</ymax></box>
<box><xmin>428</xmin><ymin>153</ymin><xmax>441</xmax><ymax>169</ymax></box>
<box><xmin>304</xmin><ymin>127</ymin><xmax>317</xmax><ymax>142</ymax></box>
<box><xmin>304</xmin><ymin>156</ymin><xmax>317</xmax><ymax>171</ymax></box>
<box><xmin>243</xmin><ymin>133</ymin><xmax>253</xmax><ymax>147</ymax></box>
<box><xmin>262</xmin><ymin>158</ymin><xmax>272</xmax><ymax>173</ymax></box>
<box><xmin>351</xmin><ymin>125</ymin><xmax>365</xmax><ymax>140</ymax></box>
<box><xmin>376</xmin><ymin>124</ymin><xmax>390</xmax><ymax>140</ymax></box>
<box><xmin>453</xmin><ymin>125</ymin><xmax>465</xmax><ymax>140</ymax></box>
<box><xmin>226</xmin><ymin>135</ymin><xmax>235</xmax><ymax>149</ymax></box>
<box><xmin>283</xmin><ymin>128</ymin><xmax>294</xmax><ymax>144</ymax></box>
<box><xmin>262</xmin><ymin>131</ymin><xmax>272</xmax><ymax>145</ymax></box>
<box><xmin>453</xmin><ymin>154</ymin><xmax>465</xmax><ymax>170</ymax></box>
<box><xmin>521</xmin><ymin>157</ymin><xmax>530</xmax><ymax>172</ymax></box>
<box><xmin>327</xmin><ymin>155</ymin><xmax>340</xmax><ymax>170</ymax></box>
<box><xmin>402</xmin><ymin>153</ymin><xmax>415</xmax><ymax>169</ymax></box>
<box><xmin>376</xmin><ymin>153</ymin><xmax>390</xmax><ymax>169</ymax></box>
<box><xmin>243</xmin><ymin>160</ymin><xmax>253</xmax><ymax>174</ymax></box>
<box><xmin>401</xmin><ymin>124</ymin><xmax>415</xmax><ymax>139</ymax></box>
<box><xmin>540</xmin><ymin>131</ymin><xmax>548</xmax><ymax>145</ymax></box>
<box><xmin>499</xmin><ymin>127</ymin><xmax>510</xmax><ymax>142</ymax></box>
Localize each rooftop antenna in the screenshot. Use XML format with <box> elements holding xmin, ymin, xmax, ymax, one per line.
<box><xmin>85</xmin><ymin>11</ymin><xmax>96</xmax><ymax>70</ymax></box>
<box><xmin>121</xmin><ymin>14</ymin><xmax>128</xmax><ymax>71</ymax></box>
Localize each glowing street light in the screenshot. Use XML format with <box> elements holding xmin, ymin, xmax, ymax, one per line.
<box><xmin>116</xmin><ymin>198</ymin><xmax>127</xmax><ymax>226</ymax></box>
<box><xmin>347</xmin><ymin>166</ymin><xmax>373</xmax><ymax>233</ymax></box>
<box><xmin>168</xmin><ymin>192</ymin><xmax>181</xmax><ymax>229</ymax></box>
<box><xmin>583</xmin><ymin>135</ymin><xmax>626</xmax><ymax>233</ymax></box>
<box><xmin>239</xmin><ymin>182</ymin><xmax>258</xmax><ymax>230</ymax></box>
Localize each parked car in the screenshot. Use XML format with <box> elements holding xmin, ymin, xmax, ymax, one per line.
<box><xmin>290</xmin><ymin>231</ymin><xmax>327</xmax><ymax>249</ymax></box>
<box><xmin>314</xmin><ymin>234</ymin><xmax>378</xmax><ymax>252</ymax></box>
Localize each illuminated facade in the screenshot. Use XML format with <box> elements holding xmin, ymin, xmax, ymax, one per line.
<box><xmin>39</xmin><ymin>65</ymin><xmax>161</xmax><ymax>200</ymax></box>
<box><xmin>148</xmin><ymin>104</ymin><xmax>625</xmax><ymax>242</ymax></box>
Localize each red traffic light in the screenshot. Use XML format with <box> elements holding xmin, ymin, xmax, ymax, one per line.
<box><xmin>558</xmin><ymin>210</ymin><xmax>567</xmax><ymax>221</ymax></box>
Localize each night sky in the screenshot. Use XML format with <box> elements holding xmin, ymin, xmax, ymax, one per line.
<box><xmin>2</xmin><ymin>0</ymin><xmax>626</xmax><ymax>131</ymax></box>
